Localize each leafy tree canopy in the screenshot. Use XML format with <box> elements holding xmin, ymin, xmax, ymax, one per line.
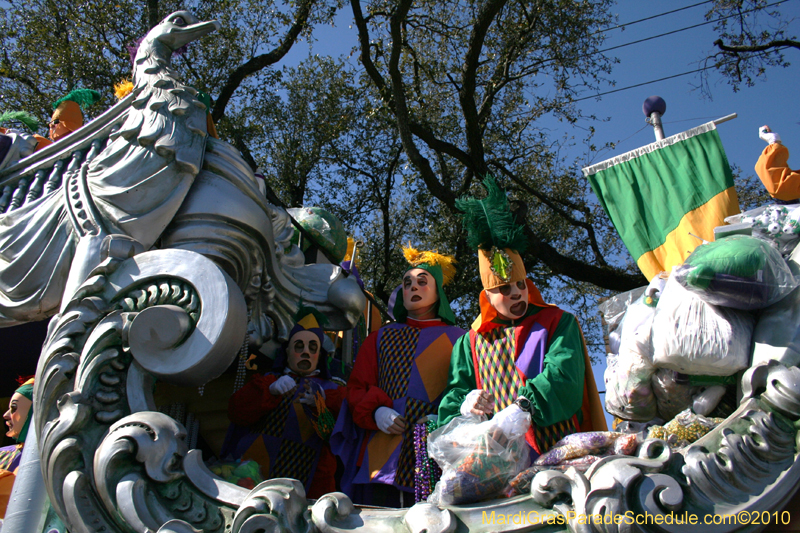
<box><xmin>1</xmin><ymin>0</ymin><xmax>668</xmax><ymax>357</ymax></box>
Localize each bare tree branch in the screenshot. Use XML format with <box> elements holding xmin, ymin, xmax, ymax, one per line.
<box><xmin>212</xmin><ymin>0</ymin><xmax>315</xmax><ymax>122</ymax></box>
<box><xmin>460</xmin><ymin>0</ymin><xmax>507</xmax><ymax>176</ymax></box>
<box><xmin>714</xmin><ymin>37</ymin><xmax>800</xmax><ymax>53</ymax></box>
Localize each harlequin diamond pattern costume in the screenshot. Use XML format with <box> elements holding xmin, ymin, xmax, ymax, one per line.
<box><xmin>331</xmin><ymin>247</ymin><xmax>465</xmax><ymax>502</ymax></box>
<box><xmin>222</xmin><ymin>313</ymin><xmax>346</xmax><ymax>499</ymax></box>
<box><xmin>437</xmin><ymin>177</ymin><xmax>606</xmax><ymax>460</ymax></box>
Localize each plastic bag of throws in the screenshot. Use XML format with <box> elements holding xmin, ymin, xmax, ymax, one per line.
<box><xmin>742</xmin><ymin>204</ymin><xmax>800</xmax><ymax>256</ymax></box>
<box><xmin>751</xmin><ymin>240</ymin><xmax>800</xmax><ymax>368</ymax></box>
<box><xmin>672</xmin><ymin>235</ymin><xmax>797</xmax><ymax>311</ymax></box>
<box><xmin>598</xmin><ymin>285</ymin><xmax>647</xmax><ymax>356</ymax></box>
<box><xmin>604</xmin><ymin>348</ymin><xmax>657</xmax><ymax>421</ymax></box>
<box><xmin>651</xmin><ymin>274</ymin><xmax>755</xmax><ymax>376</ymax></box>
<box><xmin>618</xmin><ymin>274</ymin><xmax>668</xmax><ymax>362</ymax></box>
<box><xmin>428</xmin><ymin>404</ymin><xmax>531</xmax><ymax>505</ymax></box>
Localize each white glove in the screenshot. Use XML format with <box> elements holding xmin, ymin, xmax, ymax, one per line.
<box><xmin>491</xmin><ymin>404</ymin><xmax>531</xmax><ymax>439</ymax></box>
<box><xmin>269</xmin><ymin>375</ymin><xmax>296</xmax><ymax>396</ymax></box>
<box><xmin>460</xmin><ymin>390</ymin><xmax>483</xmax><ymax>416</ymax></box>
<box><xmin>375</xmin><ymin>406</ymin><xmax>401</xmax><ymax>433</ymax></box>
<box><xmin>759</xmin><ymin>126</ymin><xmax>781</xmax><ymax>145</ymax></box>
<box><xmin>299</xmin><ymin>387</ymin><xmax>324</xmax><ymax>406</ymax></box>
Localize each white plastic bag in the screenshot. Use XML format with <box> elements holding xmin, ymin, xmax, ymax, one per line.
<box><xmin>752</xmin><ymin>241</ymin><xmax>800</xmax><ymax>367</ymax></box>
<box><xmin>652</xmin><ymin>274</ymin><xmax>754</xmax><ymax>376</ymax></box>
<box><xmin>618</xmin><ymin>275</ymin><xmax>667</xmax><ymax>361</ymax></box>
<box><xmin>428</xmin><ymin>404</ymin><xmax>531</xmax><ymax>505</ymax></box>
<box><xmin>598</xmin><ymin>286</ymin><xmax>647</xmax><ymax>356</ymax></box>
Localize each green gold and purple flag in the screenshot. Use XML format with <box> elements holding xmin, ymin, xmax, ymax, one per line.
<box><xmin>582</xmin><ymin>122</ymin><xmax>740</xmax><ymax>281</ymax></box>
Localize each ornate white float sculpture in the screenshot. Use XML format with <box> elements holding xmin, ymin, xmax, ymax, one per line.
<box><xmin>0</xmin><ymin>11</ymin><xmax>798</xmax><ymax>533</ymax></box>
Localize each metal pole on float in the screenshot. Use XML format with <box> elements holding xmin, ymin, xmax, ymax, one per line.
<box><xmin>644</xmin><ymin>95</ymin><xmax>667</xmax><ymax>141</ymax></box>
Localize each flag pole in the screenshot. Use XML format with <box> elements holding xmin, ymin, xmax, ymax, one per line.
<box><xmin>713</xmin><ymin>113</ymin><xmax>737</xmax><ymax>125</ymax></box>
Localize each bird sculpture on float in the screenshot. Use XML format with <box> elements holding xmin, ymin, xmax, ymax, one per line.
<box><xmin>0</xmin><ymin>11</ymin><xmax>364</xmax><ymax>344</ymax></box>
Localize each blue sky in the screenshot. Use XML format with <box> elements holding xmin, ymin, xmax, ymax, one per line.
<box><xmin>287</xmin><ymin>0</ymin><xmax>799</xmax><ymax>178</ymax></box>
<box><xmin>282</xmin><ymin>1</ymin><xmax>799</xmax><ymax>426</ymax></box>
<box><xmin>576</xmin><ymin>0</ymin><xmax>800</xmax><ymax>177</ymax></box>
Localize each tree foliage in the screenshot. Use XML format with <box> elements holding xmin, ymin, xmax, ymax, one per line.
<box><xmin>0</xmin><ymin>0</ymin><xmax>339</xmax><ymax>128</ymax></box>
<box><xmin>700</xmin><ymin>0</ymin><xmax>799</xmax><ymax>94</ymax></box>
<box><xmin>0</xmin><ymin>0</ymin><xmax>658</xmax><ymax>356</ymax></box>
<box><xmin>347</xmin><ymin>0</ymin><xmax>644</xmax><ymax>294</ymax></box>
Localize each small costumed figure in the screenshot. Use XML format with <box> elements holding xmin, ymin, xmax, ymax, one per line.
<box><xmin>755</xmin><ymin>126</ymin><xmax>800</xmax><ymax>203</ymax></box>
<box><xmin>0</xmin><ymin>111</ymin><xmax>51</xmax><ymax>163</ymax></box>
<box><xmin>48</xmin><ymin>89</ymin><xmax>101</xmax><ymax>142</ymax></box>
<box><xmin>0</xmin><ymin>377</ymin><xmax>34</xmax><ymax>518</ymax></box>
<box><xmin>331</xmin><ymin>246</ymin><xmax>466</xmax><ymax>507</ymax></box>
<box><xmin>438</xmin><ymin>177</ymin><xmax>606</xmax><ymax>461</ymax></box>
<box><xmin>222</xmin><ymin>310</ymin><xmax>346</xmax><ymax>499</ymax></box>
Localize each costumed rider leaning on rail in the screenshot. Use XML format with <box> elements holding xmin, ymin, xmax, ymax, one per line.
<box><xmin>48</xmin><ymin>89</ymin><xmax>101</xmax><ymax>142</ymax></box>
<box><xmin>0</xmin><ymin>89</ymin><xmax>99</xmax><ymax>170</ymax></box>
<box><xmin>332</xmin><ymin>246</ymin><xmax>465</xmax><ymax>507</ymax></box>
<box><xmin>437</xmin><ymin>177</ymin><xmax>606</xmax><ymax>462</ymax></box>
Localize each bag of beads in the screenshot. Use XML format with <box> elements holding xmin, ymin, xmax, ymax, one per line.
<box><xmin>604</xmin><ymin>348</ymin><xmax>657</xmax><ymax>421</ymax></box>
<box><xmin>504</xmin><ymin>433</ymin><xmax>638</xmax><ymax>497</ymax></box>
<box><xmin>651</xmin><ymin>369</ymin><xmax>697</xmax><ymax>421</ymax></box>
<box><xmin>534</xmin><ymin>431</ymin><xmax>637</xmax><ymax>467</ymax></box>
<box><xmin>742</xmin><ymin>204</ymin><xmax>800</xmax><ymax>256</ymax></box>
<box><xmin>428</xmin><ymin>404</ymin><xmax>531</xmax><ymax>505</ymax></box>
<box><xmin>646</xmin><ymin>408</ymin><xmax>724</xmax><ymax>448</ymax></box>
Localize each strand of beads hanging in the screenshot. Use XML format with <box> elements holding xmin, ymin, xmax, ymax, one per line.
<box><xmin>426</xmin><ymin>419</ymin><xmax>442</xmax><ymax>496</ymax></box>
<box><xmin>413</xmin><ymin>420</ymin><xmax>443</xmax><ymax>502</ymax></box>
<box><xmin>414</xmin><ymin>422</ymin><xmax>429</xmax><ymax>502</ymax></box>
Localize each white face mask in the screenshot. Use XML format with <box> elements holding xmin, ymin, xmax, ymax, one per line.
<box><xmin>402</xmin><ymin>268</ymin><xmax>439</xmax><ymax>320</ymax></box>
<box><xmin>485</xmin><ymin>280</ymin><xmax>529</xmax><ymax>320</ymax></box>
<box><xmin>286</xmin><ymin>330</ymin><xmax>321</xmax><ymax>376</ymax></box>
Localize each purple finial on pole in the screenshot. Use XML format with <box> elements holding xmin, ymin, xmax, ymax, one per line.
<box><xmin>643</xmin><ymin>96</ymin><xmax>666</xmax><ymax>141</ymax></box>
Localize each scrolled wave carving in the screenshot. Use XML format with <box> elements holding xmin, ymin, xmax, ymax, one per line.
<box><xmin>33</xmin><ymin>247</ymin><xmax>247</xmax><ymax>533</ymax></box>
<box><xmin>231</xmin><ymin>479</ymin><xmax>311</xmax><ymax>533</ymax></box>
<box><xmin>529</xmin><ymin>439</ymin><xmax>678</xmax><ymax>533</ymax></box>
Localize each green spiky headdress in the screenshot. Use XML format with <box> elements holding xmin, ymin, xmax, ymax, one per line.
<box><xmin>456</xmin><ymin>176</ymin><xmax>528</xmax><ymax>288</ymax></box>
<box><xmin>0</xmin><ymin>111</ymin><xmax>39</xmax><ymax>133</ymax></box>
<box><xmin>51</xmin><ymin>88</ymin><xmax>102</xmax><ymax>111</ymax></box>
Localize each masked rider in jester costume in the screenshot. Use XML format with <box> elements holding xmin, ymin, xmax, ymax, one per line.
<box><xmin>223</xmin><ymin>311</ymin><xmax>346</xmax><ymax>499</ymax></box>
<box><xmin>332</xmin><ymin>246</ymin><xmax>465</xmax><ymax>506</ymax></box>
<box><xmin>1</xmin><ymin>378</ymin><xmax>34</xmax><ymax>518</ymax></box>
<box><xmin>438</xmin><ymin>177</ymin><xmax>606</xmax><ymax>461</ymax></box>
